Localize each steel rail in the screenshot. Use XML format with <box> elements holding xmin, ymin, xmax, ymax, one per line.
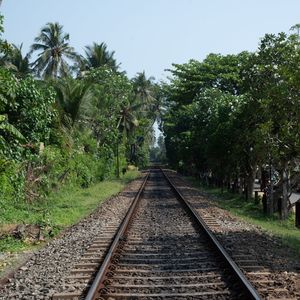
<box><xmin>85</xmin><ymin>172</ymin><xmax>150</xmax><ymax>300</ymax></box>
<box><xmin>161</xmin><ymin>168</ymin><xmax>261</xmax><ymax>300</ymax></box>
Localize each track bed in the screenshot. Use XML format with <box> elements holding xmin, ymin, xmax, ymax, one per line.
<box><xmin>87</xmin><ymin>170</ymin><xmax>258</xmax><ymax>299</ymax></box>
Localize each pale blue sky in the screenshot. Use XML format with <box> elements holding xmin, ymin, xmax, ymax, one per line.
<box><xmin>2</xmin><ymin>0</ymin><xmax>300</xmax><ymax>80</ymax></box>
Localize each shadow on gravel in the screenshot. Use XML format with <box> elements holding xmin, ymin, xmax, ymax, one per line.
<box><xmin>120</xmin><ymin>191</ymin><xmax>139</xmax><ymax>198</ymax></box>
<box><xmin>218</xmin><ymin>229</ymin><xmax>300</xmax><ymax>269</ymax></box>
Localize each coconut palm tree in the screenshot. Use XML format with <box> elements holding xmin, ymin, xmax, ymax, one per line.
<box><xmin>53</xmin><ymin>78</ymin><xmax>93</xmax><ymax>128</ymax></box>
<box><xmin>117</xmin><ymin>101</ymin><xmax>140</xmax><ymax>137</ymax></box>
<box><xmin>132</xmin><ymin>71</ymin><xmax>156</xmax><ymax>109</ymax></box>
<box><xmin>31</xmin><ymin>22</ymin><xmax>78</xmax><ymax>78</ymax></box>
<box><xmin>0</xmin><ymin>44</ymin><xmax>31</xmax><ymax>77</ymax></box>
<box><xmin>78</xmin><ymin>42</ymin><xmax>119</xmax><ymax>73</ymax></box>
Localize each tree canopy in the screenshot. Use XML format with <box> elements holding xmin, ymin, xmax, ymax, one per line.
<box><xmin>162</xmin><ymin>29</ymin><xmax>300</xmax><ymax>220</ymax></box>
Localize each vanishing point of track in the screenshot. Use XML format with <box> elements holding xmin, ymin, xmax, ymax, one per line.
<box><xmin>81</xmin><ymin>168</ymin><xmax>260</xmax><ymax>300</ymax></box>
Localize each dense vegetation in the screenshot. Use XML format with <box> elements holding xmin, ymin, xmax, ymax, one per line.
<box><xmin>0</xmin><ymin>18</ymin><xmax>159</xmax><ymax>213</ymax></box>
<box><xmin>162</xmin><ymin>25</ymin><xmax>300</xmax><ymax>221</ymax></box>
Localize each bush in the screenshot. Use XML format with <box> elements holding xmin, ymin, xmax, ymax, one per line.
<box><xmin>0</xmin><ymin>158</ymin><xmax>25</xmax><ymax>207</ymax></box>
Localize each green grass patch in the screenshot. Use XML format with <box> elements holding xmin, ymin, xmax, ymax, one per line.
<box><xmin>0</xmin><ymin>170</ymin><xmax>140</xmax><ymax>253</ymax></box>
<box><xmin>185</xmin><ymin>177</ymin><xmax>300</xmax><ymax>258</ymax></box>
<box><xmin>0</xmin><ymin>236</ymin><xmax>31</xmax><ymax>253</ymax></box>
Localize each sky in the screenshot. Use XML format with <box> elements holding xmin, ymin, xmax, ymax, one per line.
<box><xmin>2</xmin><ymin>0</ymin><xmax>300</xmax><ymax>81</ymax></box>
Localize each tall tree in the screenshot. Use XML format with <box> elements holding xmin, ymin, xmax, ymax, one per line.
<box><xmin>53</xmin><ymin>77</ymin><xmax>92</xmax><ymax>129</ymax></box>
<box><xmin>79</xmin><ymin>42</ymin><xmax>119</xmax><ymax>73</ymax></box>
<box><xmin>31</xmin><ymin>22</ymin><xmax>78</xmax><ymax>78</ymax></box>
<box><xmin>0</xmin><ymin>44</ymin><xmax>31</xmax><ymax>77</ymax></box>
<box><xmin>117</xmin><ymin>100</ymin><xmax>140</xmax><ymax>137</ymax></box>
<box><xmin>132</xmin><ymin>72</ymin><xmax>155</xmax><ymax>102</ymax></box>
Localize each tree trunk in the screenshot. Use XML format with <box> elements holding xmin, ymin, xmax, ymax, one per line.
<box><xmin>233</xmin><ymin>177</ymin><xmax>238</xmax><ymax>193</ymax></box>
<box><xmin>254</xmin><ymin>191</ymin><xmax>259</xmax><ymax>204</ymax></box>
<box><xmin>296</xmin><ymin>202</ymin><xmax>300</xmax><ymax>228</ymax></box>
<box><xmin>238</xmin><ymin>177</ymin><xmax>243</xmax><ymax>194</ymax></box>
<box><xmin>267</xmin><ymin>166</ymin><xmax>274</xmax><ymax>215</ymax></box>
<box><xmin>227</xmin><ymin>177</ymin><xmax>231</xmax><ymax>192</ymax></box>
<box><xmin>221</xmin><ymin>179</ymin><xmax>224</xmax><ymax>193</ymax></box>
<box><xmin>281</xmin><ymin>162</ymin><xmax>289</xmax><ymax>220</ymax></box>
<box><xmin>246</xmin><ymin>169</ymin><xmax>255</xmax><ymax>200</ymax></box>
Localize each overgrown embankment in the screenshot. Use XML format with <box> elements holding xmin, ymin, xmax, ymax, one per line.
<box><xmin>0</xmin><ymin>169</ymin><xmax>140</xmax><ymax>254</ymax></box>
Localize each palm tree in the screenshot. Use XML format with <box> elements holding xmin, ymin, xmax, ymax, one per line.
<box><xmin>132</xmin><ymin>71</ymin><xmax>156</xmax><ymax>109</ymax></box>
<box><xmin>79</xmin><ymin>42</ymin><xmax>119</xmax><ymax>73</ymax></box>
<box><xmin>117</xmin><ymin>101</ymin><xmax>140</xmax><ymax>137</ymax></box>
<box><xmin>53</xmin><ymin>78</ymin><xmax>92</xmax><ymax>128</ymax></box>
<box><xmin>290</xmin><ymin>24</ymin><xmax>300</xmax><ymax>37</ymax></box>
<box><xmin>0</xmin><ymin>44</ymin><xmax>31</xmax><ymax>76</ymax></box>
<box><xmin>115</xmin><ymin>99</ymin><xmax>141</xmax><ymax>177</ymax></box>
<box><xmin>31</xmin><ymin>22</ymin><xmax>78</xmax><ymax>78</ymax></box>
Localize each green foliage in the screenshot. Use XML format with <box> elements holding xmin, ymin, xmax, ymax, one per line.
<box><xmin>15</xmin><ymin>77</ymin><xmax>56</xmax><ymax>143</ymax></box>
<box><xmin>0</xmin><ymin>19</ymin><xmax>158</xmax><ymax>258</ymax></box>
<box><xmin>0</xmin><ymin>170</ymin><xmax>140</xmax><ymax>253</ymax></box>
<box><xmin>0</xmin><ymin>14</ymin><xmax>12</xmax><ymax>56</ymax></box>
<box><xmin>166</xmin><ymin>52</ymin><xmax>249</xmax><ymax>107</ymax></box>
<box><xmin>0</xmin><ymin>44</ymin><xmax>31</xmax><ymax>77</ymax></box>
<box><xmin>0</xmin><ymin>67</ymin><xmax>18</xmax><ymax>111</ymax></box>
<box><xmin>0</xmin><ymin>159</ymin><xmax>25</xmax><ymax>206</ymax></box>
<box><xmin>0</xmin><ymin>69</ymin><xmax>23</xmax><ymax>159</ymax></box>
<box><xmin>52</xmin><ymin>77</ymin><xmax>93</xmax><ymax>128</ymax></box>
<box><xmin>0</xmin><ymin>114</ymin><xmax>24</xmax><ymax>141</ymax></box>
<box><xmin>0</xmin><ymin>69</ymin><xmax>56</xmax><ymax>156</ymax></box>
<box><xmin>162</xmin><ymin>27</ymin><xmax>300</xmax><ymax>219</ymax></box>
<box><xmin>0</xmin><ymin>17</ymin><xmax>160</xmax><ymax>261</ymax></box>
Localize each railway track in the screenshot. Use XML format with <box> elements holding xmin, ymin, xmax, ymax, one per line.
<box><xmin>167</xmin><ymin>173</ymin><xmax>299</xmax><ymax>300</ymax></box>
<box><xmin>60</xmin><ymin>168</ymin><xmax>258</xmax><ymax>300</ymax></box>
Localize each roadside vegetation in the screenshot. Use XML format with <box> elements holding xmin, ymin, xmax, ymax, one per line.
<box><xmin>0</xmin><ymin>12</ymin><xmax>159</xmax><ymax>252</ymax></box>
<box><xmin>0</xmin><ymin>170</ymin><xmax>139</xmax><ymax>253</ymax></box>
<box><xmin>162</xmin><ymin>24</ymin><xmax>300</xmax><ymax>225</ymax></box>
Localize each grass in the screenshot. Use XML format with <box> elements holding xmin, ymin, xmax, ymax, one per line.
<box><xmin>0</xmin><ymin>170</ymin><xmax>140</xmax><ymax>253</ymax></box>
<box><xmin>185</xmin><ymin>177</ymin><xmax>300</xmax><ymax>258</ymax></box>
